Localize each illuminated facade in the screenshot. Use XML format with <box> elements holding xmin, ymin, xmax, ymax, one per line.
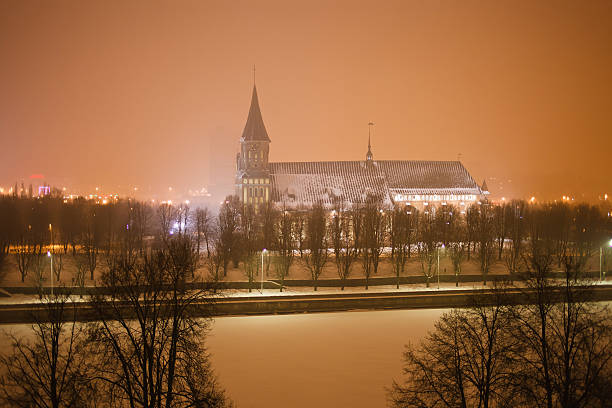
<box><xmin>236</xmin><ymin>86</ymin><xmax>488</xmax><ymax>209</ymax></box>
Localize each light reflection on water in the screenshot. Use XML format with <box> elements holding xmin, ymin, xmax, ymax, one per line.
<box><xmin>208</xmin><ymin>308</ymin><xmax>444</xmax><ymax>408</ymax></box>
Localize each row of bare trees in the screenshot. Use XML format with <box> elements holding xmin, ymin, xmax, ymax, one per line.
<box><xmin>1</xmin><ymin>194</ymin><xmax>611</xmax><ymax>292</ymax></box>
<box><xmin>389</xmin><ymin>227</ymin><xmax>612</xmax><ymax>408</ymax></box>
<box><xmin>204</xmin><ymin>196</ymin><xmax>611</xmax><ymax>291</ymax></box>
<box><xmin>0</xmin><ymin>226</ymin><xmax>232</xmax><ymax>407</ymax></box>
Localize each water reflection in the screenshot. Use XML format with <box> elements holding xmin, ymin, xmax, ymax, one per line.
<box><xmin>209</xmin><ymin>309</ymin><xmax>444</xmax><ymax>408</ymax></box>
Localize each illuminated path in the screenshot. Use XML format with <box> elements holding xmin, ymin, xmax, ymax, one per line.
<box><xmin>1</xmin><ymin>285</ymin><xmax>612</xmax><ymax>324</ymax></box>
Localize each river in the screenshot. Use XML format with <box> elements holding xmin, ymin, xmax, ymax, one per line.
<box><xmin>208</xmin><ymin>308</ymin><xmax>444</xmax><ymax>408</ymax></box>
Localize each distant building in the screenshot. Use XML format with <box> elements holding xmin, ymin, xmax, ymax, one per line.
<box><xmin>235</xmin><ymin>85</ymin><xmax>488</xmax><ymax>210</ymax></box>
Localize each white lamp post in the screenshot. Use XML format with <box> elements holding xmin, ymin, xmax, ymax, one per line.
<box><xmin>48</xmin><ymin>223</ymin><xmax>53</xmax><ymax>297</ymax></box>
<box><xmin>261</xmin><ymin>248</ymin><xmax>267</xmax><ymax>293</ymax></box>
<box><xmin>601</xmin><ymin>239</ymin><xmax>612</xmax><ymax>281</ymax></box>
<box><xmin>47</xmin><ymin>251</ymin><xmax>53</xmax><ymax>297</ymax></box>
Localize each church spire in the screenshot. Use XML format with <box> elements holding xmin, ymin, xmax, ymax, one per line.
<box><xmin>481</xmin><ymin>179</ymin><xmax>489</xmax><ymax>193</ymax></box>
<box><xmin>241</xmin><ymin>84</ymin><xmax>270</xmax><ymax>142</ymax></box>
<box><xmin>366</xmin><ymin>122</ymin><xmax>374</xmax><ymax>161</ymax></box>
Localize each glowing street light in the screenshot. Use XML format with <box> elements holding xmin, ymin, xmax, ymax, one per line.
<box><xmin>261</xmin><ymin>249</ymin><xmax>268</xmax><ymax>293</ymax></box>
<box><xmin>48</xmin><ymin>224</ymin><xmax>53</xmax><ymax>297</ymax></box>
<box><xmin>600</xmin><ymin>239</ymin><xmax>612</xmax><ymax>281</ymax></box>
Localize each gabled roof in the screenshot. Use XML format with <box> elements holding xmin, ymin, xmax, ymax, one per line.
<box><xmin>241</xmin><ymin>86</ymin><xmax>270</xmax><ymax>142</ymax></box>
<box><xmin>377</xmin><ymin>161</ymin><xmax>478</xmax><ymax>190</ymax></box>
<box><xmin>269</xmin><ymin>161</ymin><xmax>390</xmax><ymax>207</ymax></box>
<box><xmin>268</xmin><ymin>160</ymin><xmax>482</xmax><ymax>207</ymax></box>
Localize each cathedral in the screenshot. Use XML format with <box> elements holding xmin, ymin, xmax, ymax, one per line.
<box><xmin>235</xmin><ymin>85</ymin><xmax>488</xmax><ymax>211</ymax></box>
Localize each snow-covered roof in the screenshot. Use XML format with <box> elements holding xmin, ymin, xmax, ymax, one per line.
<box><xmin>268</xmin><ymin>160</ymin><xmax>482</xmax><ymax>207</ymax></box>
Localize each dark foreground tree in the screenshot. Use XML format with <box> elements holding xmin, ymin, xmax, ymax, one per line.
<box><xmin>87</xmin><ymin>233</ymin><xmax>231</xmax><ymax>408</ymax></box>
<box><xmin>0</xmin><ymin>292</ymin><xmax>92</xmax><ymax>408</ymax></box>
<box><xmin>388</xmin><ymin>290</ymin><xmax>516</xmax><ymax>408</ymax></box>
<box><xmin>390</xmin><ymin>267</ymin><xmax>612</xmax><ymax>408</ymax></box>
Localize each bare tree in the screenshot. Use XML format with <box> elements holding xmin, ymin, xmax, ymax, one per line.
<box><xmin>72</xmin><ymin>254</ymin><xmax>88</xmax><ymax>299</ymax></box>
<box><xmin>31</xmin><ymin>251</ymin><xmax>47</xmax><ymax>299</ymax></box>
<box><xmin>417</xmin><ymin>210</ymin><xmax>438</xmax><ymax>288</ymax></box>
<box><xmin>302</xmin><ymin>204</ymin><xmax>329</xmax><ymax>291</ymax></box>
<box><xmin>195</xmin><ymin>207</ymin><xmax>213</xmax><ymax>259</ymax></box>
<box><xmin>331</xmin><ymin>206</ymin><xmax>356</xmax><ymax>291</ymax></box>
<box><xmin>465</xmin><ymin>204</ymin><xmax>479</xmax><ymax>261</ymax></box>
<box><xmin>132</xmin><ymin>201</ymin><xmax>153</xmax><ymax>255</ymax></box>
<box><xmin>503</xmin><ymin>200</ymin><xmax>526</xmax><ymax>278</ymax></box>
<box><xmin>475</xmin><ymin>203</ymin><xmax>495</xmax><ymax>286</ymax></box>
<box><xmin>204</xmin><ymin>246</ymin><xmax>224</xmax><ymax>293</ymax></box>
<box><xmin>448</xmin><ymin>220</ymin><xmax>467</xmax><ymax>287</ymax></box>
<box><xmin>510</xmin><ymin>206</ymin><xmax>560</xmax><ymax>408</ymax></box>
<box><xmin>0</xmin><ymin>293</ymin><xmax>92</xmax><ymax>408</ymax></box>
<box><xmin>361</xmin><ymin>200</ymin><xmax>387</xmax><ymax>289</ymax></box>
<box><xmin>390</xmin><ymin>206</ymin><xmax>412</xmax><ymax>289</ymax></box>
<box><xmin>87</xmin><ymin>233</ymin><xmax>231</xmax><ymax>408</ymax></box>
<box><xmin>241</xmin><ymin>251</ymin><xmax>259</xmax><ymax>293</ymax></box>
<box><xmin>508</xmin><ymin>207</ymin><xmax>612</xmax><ymax>408</ymax></box>
<box><xmin>273</xmin><ymin>209</ymin><xmax>295</xmax><ymax>292</ymax></box>
<box><xmin>218</xmin><ymin>196</ymin><xmax>241</xmax><ymax>276</ymax></box>
<box><xmin>239</xmin><ymin>203</ymin><xmax>261</xmax><ymax>292</ymax></box>
<box><xmin>493</xmin><ymin>203</ymin><xmax>510</xmax><ymax>260</ymax></box>
<box><xmin>15</xmin><ymin>229</ymin><xmax>34</xmax><ymax>283</ymax></box>
<box><xmin>81</xmin><ymin>207</ymin><xmax>99</xmax><ymax>281</ymax></box>
<box><xmin>389</xmin><ymin>289</ymin><xmax>516</xmax><ymax>408</ymax></box>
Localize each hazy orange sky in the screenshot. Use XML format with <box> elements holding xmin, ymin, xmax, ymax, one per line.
<box><xmin>1</xmin><ymin>0</ymin><xmax>611</xmax><ymax>201</ymax></box>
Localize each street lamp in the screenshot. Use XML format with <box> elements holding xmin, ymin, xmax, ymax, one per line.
<box><xmin>261</xmin><ymin>248</ymin><xmax>267</xmax><ymax>293</ymax></box>
<box><xmin>47</xmin><ymin>251</ymin><xmax>53</xmax><ymax>297</ymax></box>
<box><xmin>48</xmin><ymin>223</ymin><xmax>53</xmax><ymax>297</ymax></box>
<box><xmin>437</xmin><ymin>244</ymin><xmax>445</xmax><ymax>289</ymax></box>
<box><xmin>600</xmin><ymin>239</ymin><xmax>612</xmax><ymax>281</ymax></box>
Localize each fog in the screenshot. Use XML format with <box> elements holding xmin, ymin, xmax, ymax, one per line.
<box><xmin>1</xmin><ymin>1</ymin><xmax>612</xmax><ymax>201</ymax></box>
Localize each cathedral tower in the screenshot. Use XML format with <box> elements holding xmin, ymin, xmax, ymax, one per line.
<box><xmin>236</xmin><ymin>85</ymin><xmax>271</xmax><ymax>205</ymax></box>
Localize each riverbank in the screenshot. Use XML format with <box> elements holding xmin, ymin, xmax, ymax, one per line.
<box><xmin>1</xmin><ymin>284</ymin><xmax>612</xmax><ymax>324</ymax></box>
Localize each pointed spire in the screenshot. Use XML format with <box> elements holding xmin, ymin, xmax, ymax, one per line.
<box><xmin>366</xmin><ymin>122</ymin><xmax>374</xmax><ymax>161</ymax></box>
<box><xmin>481</xmin><ymin>179</ymin><xmax>489</xmax><ymax>192</ymax></box>
<box><xmin>241</xmin><ymin>85</ymin><xmax>270</xmax><ymax>142</ymax></box>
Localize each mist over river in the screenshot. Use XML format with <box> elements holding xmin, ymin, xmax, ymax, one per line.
<box><xmin>208</xmin><ymin>309</ymin><xmax>444</xmax><ymax>408</ymax></box>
